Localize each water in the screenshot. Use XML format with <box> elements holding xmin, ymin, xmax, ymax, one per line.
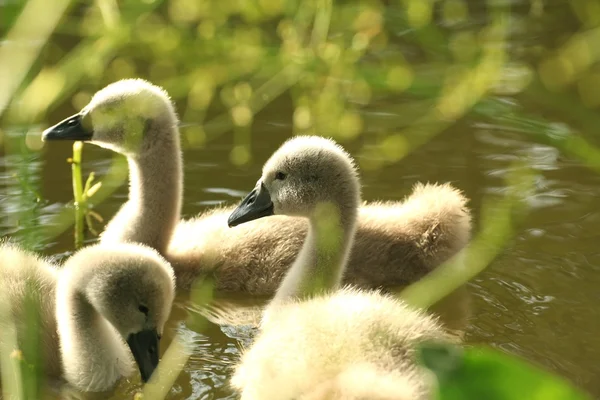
<box><xmin>2</xmin><ymin>0</ymin><xmax>600</xmax><ymax>398</ymax></box>
<box><xmin>8</xmin><ymin>110</ymin><xmax>600</xmax><ymax>399</ymax></box>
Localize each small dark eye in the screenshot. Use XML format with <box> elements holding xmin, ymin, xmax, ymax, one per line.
<box><xmin>275</xmin><ymin>171</ymin><xmax>287</xmax><ymax>180</ymax></box>
<box><xmin>138</xmin><ymin>305</ymin><xmax>149</xmax><ymax>315</ymax></box>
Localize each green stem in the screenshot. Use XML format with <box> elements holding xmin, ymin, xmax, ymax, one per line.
<box><xmin>71</xmin><ymin>141</ymin><xmax>84</xmax><ymax>249</ymax></box>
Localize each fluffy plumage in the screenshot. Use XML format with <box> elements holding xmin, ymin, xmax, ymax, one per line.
<box><xmin>42</xmin><ymin>79</ymin><xmax>472</xmax><ymax>298</ymax></box>
<box><xmin>229</xmin><ymin>136</ymin><xmax>460</xmax><ymax>400</ymax></box>
<box><xmin>0</xmin><ymin>241</ymin><xmax>175</xmax><ymax>392</ymax></box>
<box><xmin>173</xmin><ymin>181</ymin><xmax>471</xmax><ymax>297</ymax></box>
<box><xmin>232</xmin><ymin>288</ymin><xmax>456</xmax><ymax>400</ymax></box>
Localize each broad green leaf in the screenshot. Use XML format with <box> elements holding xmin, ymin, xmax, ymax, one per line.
<box><xmin>420</xmin><ymin>342</ymin><xmax>591</xmax><ymax>400</ymax></box>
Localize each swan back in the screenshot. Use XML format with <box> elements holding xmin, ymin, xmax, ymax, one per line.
<box><xmin>0</xmin><ymin>242</ymin><xmax>61</xmax><ymax>377</ymax></box>
<box><xmin>0</xmin><ymin>241</ymin><xmax>57</xmax><ymax>284</ymax></box>
<box><xmin>232</xmin><ymin>287</ymin><xmax>454</xmax><ymax>400</ymax></box>
<box><xmin>301</xmin><ymin>363</ymin><xmax>421</xmax><ymax>400</ymax></box>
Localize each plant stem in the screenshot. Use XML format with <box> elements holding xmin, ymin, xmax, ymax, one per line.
<box><xmin>71</xmin><ymin>141</ymin><xmax>84</xmax><ymax>249</ymax></box>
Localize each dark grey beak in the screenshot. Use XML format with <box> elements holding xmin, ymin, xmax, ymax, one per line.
<box><xmin>126</xmin><ymin>329</ymin><xmax>160</xmax><ymax>383</ymax></box>
<box><xmin>228</xmin><ymin>183</ymin><xmax>274</xmax><ymax>227</ymax></box>
<box><xmin>42</xmin><ymin>113</ymin><xmax>93</xmax><ymax>141</ymax></box>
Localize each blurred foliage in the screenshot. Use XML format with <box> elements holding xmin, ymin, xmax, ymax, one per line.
<box><xmin>2</xmin><ymin>0</ymin><xmax>600</xmax><ymax>398</ymax></box>
<box><xmin>1</xmin><ymin>0</ymin><xmax>600</xmax><ymax>178</ymax></box>
<box><xmin>2</xmin><ymin>0</ymin><xmax>600</xmax><ymax>174</ymax></box>
<box><xmin>420</xmin><ymin>342</ymin><xmax>591</xmax><ymax>400</ymax></box>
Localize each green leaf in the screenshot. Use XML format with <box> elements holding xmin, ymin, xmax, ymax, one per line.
<box><xmin>0</xmin><ymin>0</ymin><xmax>27</xmax><ymax>33</ymax></box>
<box><xmin>419</xmin><ymin>342</ymin><xmax>591</xmax><ymax>400</ymax></box>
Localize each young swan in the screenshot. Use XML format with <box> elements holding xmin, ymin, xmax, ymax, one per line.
<box><xmin>42</xmin><ymin>78</ymin><xmax>471</xmax><ymax>295</ymax></box>
<box><xmin>227</xmin><ymin>137</ymin><xmax>457</xmax><ymax>400</ymax></box>
<box><xmin>229</xmin><ymin>135</ymin><xmax>361</xmax><ymax>301</ymax></box>
<box><xmin>231</xmin><ymin>289</ymin><xmax>456</xmax><ymax>400</ymax></box>
<box><xmin>0</xmin><ymin>242</ymin><xmax>175</xmax><ymax>392</ymax></box>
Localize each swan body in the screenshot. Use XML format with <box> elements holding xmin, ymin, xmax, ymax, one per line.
<box><xmin>0</xmin><ymin>243</ymin><xmax>61</xmax><ymax>377</ymax></box>
<box><xmin>171</xmin><ymin>181</ymin><xmax>470</xmax><ymax>296</ymax></box>
<box><xmin>0</xmin><ymin>241</ymin><xmax>175</xmax><ymax>392</ymax></box>
<box><xmin>42</xmin><ymin>79</ymin><xmax>471</xmax><ymax>296</ymax></box>
<box><xmin>231</xmin><ymin>288</ymin><xmax>456</xmax><ymax>400</ymax></box>
<box><xmin>227</xmin><ymin>136</ymin><xmax>459</xmax><ymax>400</ymax></box>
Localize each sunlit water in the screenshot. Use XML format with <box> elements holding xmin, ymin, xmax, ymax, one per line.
<box><xmin>2</xmin><ymin>1</ymin><xmax>600</xmax><ymax>399</ymax></box>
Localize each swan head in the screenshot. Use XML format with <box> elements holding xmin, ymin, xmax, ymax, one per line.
<box><xmin>228</xmin><ymin>136</ymin><xmax>361</xmax><ymax>227</ymax></box>
<box><xmin>42</xmin><ymin>79</ymin><xmax>177</xmax><ymax>156</ymax></box>
<box><xmin>61</xmin><ymin>243</ymin><xmax>176</xmax><ymax>383</ymax></box>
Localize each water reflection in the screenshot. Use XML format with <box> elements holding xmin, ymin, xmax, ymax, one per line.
<box><xmin>159</xmin><ymin>299</ymin><xmax>259</xmax><ymax>399</ymax></box>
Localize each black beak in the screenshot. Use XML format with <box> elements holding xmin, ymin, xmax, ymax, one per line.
<box><xmin>42</xmin><ymin>112</ymin><xmax>93</xmax><ymax>141</ymax></box>
<box><xmin>126</xmin><ymin>329</ymin><xmax>160</xmax><ymax>383</ymax></box>
<box><xmin>228</xmin><ymin>183</ymin><xmax>274</xmax><ymax>227</ymax></box>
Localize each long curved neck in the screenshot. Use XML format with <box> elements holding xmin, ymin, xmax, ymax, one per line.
<box><xmin>273</xmin><ymin>201</ymin><xmax>358</xmax><ymax>303</ymax></box>
<box><xmin>100</xmin><ymin>124</ymin><xmax>182</xmax><ymax>255</ymax></box>
<box><xmin>56</xmin><ymin>285</ymin><xmax>132</xmax><ymax>391</ymax></box>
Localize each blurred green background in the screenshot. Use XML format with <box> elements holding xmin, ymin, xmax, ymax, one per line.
<box><xmin>2</xmin><ymin>0</ymin><xmax>600</xmax><ymax>398</ymax></box>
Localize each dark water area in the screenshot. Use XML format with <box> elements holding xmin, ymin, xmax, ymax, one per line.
<box><xmin>2</xmin><ymin>0</ymin><xmax>600</xmax><ymax>398</ymax></box>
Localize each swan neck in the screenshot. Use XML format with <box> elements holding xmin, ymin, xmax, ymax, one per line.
<box><xmin>273</xmin><ymin>204</ymin><xmax>357</xmax><ymax>302</ymax></box>
<box><xmin>132</xmin><ymin>144</ymin><xmax>182</xmax><ymax>250</ymax></box>
<box><xmin>101</xmin><ymin>128</ymin><xmax>182</xmax><ymax>255</ymax></box>
<box><xmin>57</xmin><ymin>286</ymin><xmax>132</xmax><ymax>391</ymax></box>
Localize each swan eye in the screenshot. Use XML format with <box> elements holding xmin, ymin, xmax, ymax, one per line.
<box><xmin>275</xmin><ymin>171</ymin><xmax>287</xmax><ymax>180</ymax></box>
<box><xmin>138</xmin><ymin>305</ymin><xmax>149</xmax><ymax>315</ymax></box>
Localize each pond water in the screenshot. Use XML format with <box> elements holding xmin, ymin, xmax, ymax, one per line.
<box><xmin>2</xmin><ymin>0</ymin><xmax>600</xmax><ymax>399</ymax></box>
